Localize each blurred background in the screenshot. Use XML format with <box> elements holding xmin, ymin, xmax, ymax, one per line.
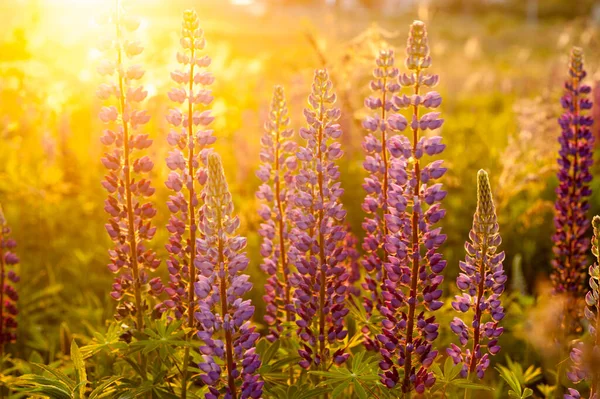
<box><xmin>1</xmin><ymin>0</ymin><xmax>600</xmax><ymax>383</ymax></box>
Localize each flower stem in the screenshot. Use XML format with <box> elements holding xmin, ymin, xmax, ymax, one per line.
<box><xmin>402</xmin><ymin>68</ymin><xmax>421</xmax><ymax>394</ymax></box>
<box><xmin>216</xmin><ymin>204</ymin><xmax>237</xmax><ymax>399</ymax></box>
<box><xmin>0</xmin><ymin>231</ymin><xmax>5</xmax><ymax>359</ymax></box>
<box><xmin>115</xmin><ymin>0</ymin><xmax>146</xmax><ymax>378</ymax></box>
<box><xmin>380</xmin><ymin>72</ymin><xmax>389</xmax><ymax>287</ymax></box>
<box><xmin>464</xmin><ymin>231</ymin><xmax>489</xmax><ymax>399</ymax></box>
<box><xmin>181</xmin><ymin>25</ymin><xmax>197</xmax><ymax>399</ymax></box>
<box><xmin>273</xmin><ymin>108</ymin><xmax>294</xmax><ymax>383</ymax></box>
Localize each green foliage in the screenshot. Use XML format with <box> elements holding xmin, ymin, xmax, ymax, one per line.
<box><xmin>310</xmin><ymin>351</ymin><xmax>390</xmax><ymax>399</ymax></box>
<box><xmin>431</xmin><ymin>357</ymin><xmax>492</xmax><ymax>398</ymax></box>
<box><xmin>9</xmin><ymin>340</ymin><xmax>121</xmax><ymax>398</ymax></box>
<box><xmin>496</xmin><ymin>357</ymin><xmax>542</xmax><ymax>399</ymax></box>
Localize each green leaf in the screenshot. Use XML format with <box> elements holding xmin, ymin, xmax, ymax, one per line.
<box><xmin>522</xmin><ymin>388</ymin><xmax>534</xmax><ymax>398</ymax></box>
<box><xmin>89</xmin><ymin>376</ymin><xmax>122</xmax><ymax>399</ymax></box>
<box><xmin>71</xmin><ymin>340</ymin><xmax>87</xmax><ymax>399</ymax></box>
<box><xmin>263</xmin><ymin>339</ymin><xmax>281</xmax><ymax>365</ymax></box>
<box><xmin>332</xmin><ymin>380</ymin><xmax>351</xmax><ymax>398</ymax></box>
<box><xmin>454</xmin><ymin>379</ymin><xmax>493</xmax><ymax>391</ymax></box>
<box><xmin>353</xmin><ymin>380</ymin><xmax>368</xmax><ymax>399</ymax></box>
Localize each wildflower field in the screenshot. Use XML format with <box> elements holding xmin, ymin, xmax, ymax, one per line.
<box><xmin>1</xmin><ymin>0</ymin><xmax>600</xmax><ymax>398</ymax></box>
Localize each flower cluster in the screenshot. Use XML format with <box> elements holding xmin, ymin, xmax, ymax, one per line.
<box><xmin>551</xmin><ymin>47</ymin><xmax>594</xmax><ymax>334</ymax></box>
<box><xmin>566</xmin><ymin>215</ymin><xmax>600</xmax><ymax>398</ymax></box>
<box><xmin>447</xmin><ymin>170</ymin><xmax>505</xmax><ymax>381</ymax></box>
<box><xmin>256</xmin><ymin>86</ymin><xmax>297</xmax><ymax>342</ymax></box>
<box><xmin>376</xmin><ymin>20</ymin><xmax>446</xmax><ymax>394</ymax></box>
<box><xmin>162</xmin><ymin>9</ymin><xmax>215</xmax><ymax>325</ymax></box>
<box><xmin>97</xmin><ymin>3</ymin><xmax>162</xmax><ymax>327</ymax></box>
<box><xmin>0</xmin><ymin>205</ymin><xmax>19</xmax><ymax>349</ymax></box>
<box><xmin>195</xmin><ymin>154</ymin><xmax>263</xmax><ymax>399</ymax></box>
<box><xmin>290</xmin><ymin>69</ymin><xmax>350</xmax><ymax>369</ymax></box>
<box><xmin>361</xmin><ymin>48</ymin><xmax>403</xmax><ymax>350</ymax></box>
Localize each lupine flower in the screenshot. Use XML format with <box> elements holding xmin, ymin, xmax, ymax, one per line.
<box><xmin>256</xmin><ymin>86</ymin><xmax>297</xmax><ymax>342</ymax></box>
<box><xmin>0</xmin><ymin>205</ymin><xmax>19</xmax><ymax>351</ymax></box>
<box><xmin>162</xmin><ymin>9</ymin><xmax>215</xmax><ymax>327</ymax></box>
<box><xmin>361</xmin><ymin>49</ymin><xmax>404</xmax><ymax>350</ymax></box>
<box><xmin>290</xmin><ymin>69</ymin><xmax>350</xmax><ymax>370</ymax></box>
<box><xmin>343</xmin><ymin>228</ymin><xmax>361</xmax><ymax>298</ymax></box>
<box><xmin>551</xmin><ymin>47</ymin><xmax>594</xmax><ymax>336</ymax></box>
<box><xmin>376</xmin><ymin>20</ymin><xmax>447</xmax><ymax>394</ymax></box>
<box><xmin>566</xmin><ymin>216</ymin><xmax>600</xmax><ymax>399</ymax></box>
<box><xmin>592</xmin><ymin>81</ymin><xmax>600</xmax><ymax>146</ymax></box>
<box><xmin>447</xmin><ymin>170</ymin><xmax>505</xmax><ymax>384</ymax></box>
<box><xmin>97</xmin><ymin>1</ymin><xmax>162</xmax><ymax>328</ymax></box>
<box><xmin>195</xmin><ymin>154</ymin><xmax>263</xmax><ymax>399</ymax></box>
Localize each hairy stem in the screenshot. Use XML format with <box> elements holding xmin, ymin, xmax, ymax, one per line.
<box><xmin>216</xmin><ymin>205</ymin><xmax>237</xmax><ymax>399</ymax></box>
<box><xmin>464</xmin><ymin>232</ymin><xmax>488</xmax><ymax>399</ymax></box>
<box><xmin>380</xmin><ymin>73</ymin><xmax>389</xmax><ymax>286</ymax></box>
<box><xmin>402</xmin><ymin>68</ymin><xmax>421</xmax><ymax>394</ymax></box>
<box><xmin>273</xmin><ymin>107</ymin><xmax>294</xmax><ymax>383</ymax></box>
<box><xmin>115</xmin><ymin>0</ymin><xmax>146</xmax><ymax>377</ymax></box>
<box><xmin>181</xmin><ymin>31</ymin><xmax>197</xmax><ymax>399</ymax></box>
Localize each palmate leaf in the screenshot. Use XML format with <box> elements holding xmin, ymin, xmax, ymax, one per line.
<box><xmin>79</xmin><ymin>323</ymin><xmax>128</xmax><ymax>358</ymax></box>
<box><xmin>130</xmin><ymin>317</ymin><xmax>189</xmax><ymax>359</ymax></box>
<box><xmin>432</xmin><ymin>357</ymin><xmax>492</xmax><ymax>396</ymax></box>
<box><xmin>496</xmin><ymin>365</ymin><xmax>533</xmax><ymax>399</ymax></box>
<box><xmin>89</xmin><ymin>376</ymin><xmax>122</xmax><ymax>399</ymax></box>
<box><xmin>284</xmin><ymin>383</ymin><xmax>331</xmax><ymax>399</ymax></box>
<box><xmin>309</xmin><ymin>351</ymin><xmax>385</xmax><ymax>398</ymax></box>
<box><xmin>11</xmin><ymin>374</ymin><xmax>73</xmax><ymax>399</ymax></box>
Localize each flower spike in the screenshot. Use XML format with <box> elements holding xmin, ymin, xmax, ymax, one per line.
<box><xmin>0</xmin><ymin>204</ymin><xmax>19</xmax><ymax>351</ymax></box>
<box><xmin>257</xmin><ymin>86</ymin><xmax>297</xmax><ymax>342</ymax></box>
<box><xmin>290</xmin><ymin>69</ymin><xmax>350</xmax><ymax>370</ymax></box>
<box><xmin>447</xmin><ymin>170</ymin><xmax>505</xmax><ymax>383</ymax></box>
<box><xmin>195</xmin><ymin>154</ymin><xmax>263</xmax><ymax>399</ymax></box>
<box><xmin>162</xmin><ymin>8</ymin><xmax>215</xmax><ymax>325</ymax></box>
<box><xmin>551</xmin><ymin>47</ymin><xmax>594</xmax><ymax>335</ymax></box>
<box><xmin>376</xmin><ymin>20</ymin><xmax>446</xmax><ymax>394</ymax></box>
<box><xmin>97</xmin><ymin>0</ymin><xmax>162</xmax><ymax>328</ymax></box>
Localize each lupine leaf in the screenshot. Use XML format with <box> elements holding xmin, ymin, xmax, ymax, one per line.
<box><xmin>71</xmin><ymin>340</ymin><xmax>87</xmax><ymax>398</ymax></box>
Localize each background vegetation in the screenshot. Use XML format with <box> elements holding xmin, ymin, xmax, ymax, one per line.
<box><xmin>1</xmin><ymin>0</ymin><xmax>600</xmax><ymax>396</ymax></box>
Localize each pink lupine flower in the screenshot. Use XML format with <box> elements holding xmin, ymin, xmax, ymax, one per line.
<box><xmin>161</xmin><ymin>9</ymin><xmax>216</xmax><ymax>327</ymax></box>
<box><xmin>290</xmin><ymin>69</ymin><xmax>350</xmax><ymax>370</ymax></box>
<box><xmin>97</xmin><ymin>2</ymin><xmax>162</xmax><ymax>329</ymax></box>
<box><xmin>360</xmin><ymin>48</ymin><xmax>404</xmax><ymax>351</ymax></box>
<box><xmin>256</xmin><ymin>86</ymin><xmax>297</xmax><ymax>342</ymax></box>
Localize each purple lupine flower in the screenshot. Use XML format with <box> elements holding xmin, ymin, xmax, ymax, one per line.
<box><xmin>97</xmin><ymin>2</ymin><xmax>162</xmax><ymax>328</ymax></box>
<box><xmin>447</xmin><ymin>170</ymin><xmax>505</xmax><ymax>384</ymax></box>
<box><xmin>256</xmin><ymin>86</ymin><xmax>297</xmax><ymax>342</ymax></box>
<box><xmin>195</xmin><ymin>154</ymin><xmax>263</xmax><ymax>399</ymax></box>
<box><xmin>592</xmin><ymin>81</ymin><xmax>600</xmax><ymax>146</ymax></box>
<box><xmin>361</xmin><ymin>49</ymin><xmax>405</xmax><ymax>351</ymax></box>
<box><xmin>377</xmin><ymin>20</ymin><xmax>446</xmax><ymax>394</ymax></box>
<box><xmin>566</xmin><ymin>216</ymin><xmax>600</xmax><ymax>398</ymax></box>
<box><xmin>0</xmin><ymin>205</ymin><xmax>19</xmax><ymax>350</ymax></box>
<box><xmin>162</xmin><ymin>9</ymin><xmax>215</xmax><ymax>326</ymax></box>
<box><xmin>551</xmin><ymin>47</ymin><xmax>594</xmax><ymax>335</ymax></box>
<box><xmin>290</xmin><ymin>69</ymin><xmax>350</xmax><ymax>370</ymax></box>
<box><xmin>343</xmin><ymin>227</ymin><xmax>361</xmax><ymax>298</ymax></box>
